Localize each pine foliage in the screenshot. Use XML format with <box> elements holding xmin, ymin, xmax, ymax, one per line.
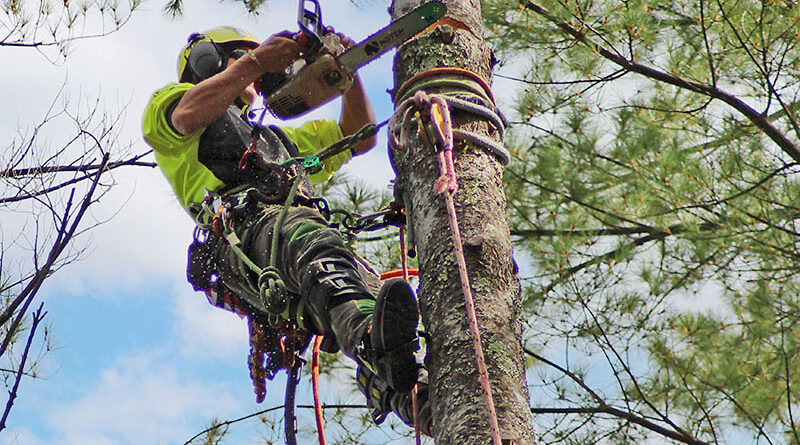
<box><xmin>485</xmin><ymin>0</ymin><xmax>800</xmax><ymax>442</ymax></box>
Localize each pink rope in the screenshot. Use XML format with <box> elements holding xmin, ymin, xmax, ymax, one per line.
<box><xmin>392</xmin><ymin>90</ymin><xmax>503</xmax><ymax>445</ymax></box>
<box><xmin>440</xmin><ymin>163</ymin><xmax>503</xmax><ymax>445</ymax></box>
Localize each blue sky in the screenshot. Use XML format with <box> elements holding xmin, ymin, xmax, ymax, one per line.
<box><xmin>2</xmin><ymin>0</ymin><xmax>524</xmax><ymax>443</ymax></box>
<box><xmin>0</xmin><ymin>0</ymin><xmax>422</xmax><ymax>443</ymax></box>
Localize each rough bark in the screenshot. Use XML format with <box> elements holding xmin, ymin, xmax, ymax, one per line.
<box><xmin>389</xmin><ymin>1</ymin><xmax>536</xmax><ymax>443</ymax></box>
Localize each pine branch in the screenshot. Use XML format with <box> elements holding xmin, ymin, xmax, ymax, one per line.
<box><xmin>525</xmin><ymin>348</ymin><xmax>710</xmax><ymax>445</ymax></box>
<box><xmin>518</xmin><ymin>0</ymin><xmax>800</xmax><ymax>164</ymax></box>
<box><xmin>183</xmin><ymin>404</ymin><xmax>369</xmax><ymax>445</ymax></box>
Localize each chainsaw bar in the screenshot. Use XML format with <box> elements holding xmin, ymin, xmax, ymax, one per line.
<box><xmin>263</xmin><ymin>1</ymin><xmax>446</xmax><ymax>119</ymax></box>
<box><xmin>337</xmin><ymin>1</ymin><xmax>446</xmax><ymax>73</ymax></box>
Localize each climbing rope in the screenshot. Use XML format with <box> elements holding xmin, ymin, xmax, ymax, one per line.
<box><xmin>390</xmin><ymin>69</ymin><xmax>506</xmax><ymax>444</ymax></box>
<box><xmin>316</xmin><ymin>118</ymin><xmax>389</xmax><ymax>162</ymax></box>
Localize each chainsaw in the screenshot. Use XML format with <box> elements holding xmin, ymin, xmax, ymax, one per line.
<box><xmin>259</xmin><ymin>0</ymin><xmax>446</xmax><ymax>120</ymax></box>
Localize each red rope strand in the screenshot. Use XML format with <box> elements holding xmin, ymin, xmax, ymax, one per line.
<box><xmin>379</xmin><ymin>268</ymin><xmax>419</xmax><ymax>280</ymax></box>
<box><xmin>312</xmin><ymin>336</ymin><xmax>327</xmax><ymax>445</ymax></box>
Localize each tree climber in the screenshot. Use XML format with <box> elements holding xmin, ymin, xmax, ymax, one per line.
<box><xmin>141</xmin><ymin>26</ymin><xmax>430</xmax><ymax>433</ymax></box>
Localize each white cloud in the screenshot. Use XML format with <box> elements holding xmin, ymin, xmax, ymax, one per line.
<box><xmin>0</xmin><ymin>428</ymin><xmax>51</xmax><ymax>445</ymax></box>
<box><xmin>5</xmin><ymin>1</ymin><xmax>417</xmax><ymax>443</ymax></box>
<box><xmin>174</xmin><ymin>286</ymin><xmax>250</xmax><ymax>360</ymax></box>
<box><xmin>36</xmin><ymin>349</ymin><xmax>240</xmax><ymax>445</ymax></box>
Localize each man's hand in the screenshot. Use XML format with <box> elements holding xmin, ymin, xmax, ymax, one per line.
<box><xmin>314</xmin><ymin>28</ymin><xmax>376</xmax><ymax>155</ymax></box>
<box><xmin>250</xmin><ymin>31</ymin><xmax>303</xmax><ymax>73</ymax></box>
<box><xmin>173</xmin><ymin>30</ymin><xmax>308</xmax><ymax>135</ymax></box>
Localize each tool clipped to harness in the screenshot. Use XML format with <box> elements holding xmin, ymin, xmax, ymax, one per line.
<box><xmin>300</xmin><ymin>155</ymin><xmax>323</xmax><ymax>174</ymax></box>
<box><xmin>248</xmin><ymin>316</ymin><xmax>311</xmax><ymax>404</ymax></box>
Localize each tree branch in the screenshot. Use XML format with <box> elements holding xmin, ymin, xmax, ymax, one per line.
<box><xmin>519</xmin><ymin>0</ymin><xmax>800</xmax><ymax>164</ymax></box>
<box><xmin>525</xmin><ymin>348</ymin><xmax>710</xmax><ymax>445</ymax></box>
<box><xmin>183</xmin><ymin>404</ymin><xmax>369</xmax><ymax>445</ymax></box>
<box><xmin>0</xmin><ymin>151</ymin><xmax>153</xmax><ymax>205</ymax></box>
<box><xmin>1</xmin><ymin>151</ymin><xmax>155</xmax><ymax>178</ymax></box>
<box><xmin>0</xmin><ymin>153</ymin><xmax>110</xmax><ymax>337</ymax></box>
<box><xmin>0</xmin><ymin>303</ymin><xmax>46</xmax><ymax>432</ymax></box>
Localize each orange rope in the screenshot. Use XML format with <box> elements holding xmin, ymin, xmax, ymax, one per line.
<box><xmin>312</xmin><ymin>336</ymin><xmax>327</xmax><ymax>445</ymax></box>
<box><xmin>394</xmin><ymin>67</ymin><xmax>495</xmax><ymax>106</ymax></box>
<box><xmin>379</xmin><ymin>268</ymin><xmax>419</xmax><ymax>280</ymax></box>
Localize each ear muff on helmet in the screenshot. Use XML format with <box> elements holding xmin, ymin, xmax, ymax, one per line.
<box><xmin>177</xmin><ymin>27</ymin><xmax>260</xmax><ymax>83</ymax></box>
<box><xmin>186</xmin><ymin>39</ymin><xmax>225</xmax><ymax>81</ymax></box>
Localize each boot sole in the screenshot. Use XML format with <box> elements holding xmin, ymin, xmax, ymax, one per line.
<box><xmin>371</xmin><ymin>279</ymin><xmax>419</xmax><ymax>392</ymax></box>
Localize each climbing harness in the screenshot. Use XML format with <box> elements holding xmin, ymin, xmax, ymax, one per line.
<box><xmin>189</xmin><ymin>20</ymin><xmax>510</xmax><ymax>442</ymax></box>
<box><xmin>388</xmin><ymin>66</ymin><xmax>509</xmax><ymax>445</ymax></box>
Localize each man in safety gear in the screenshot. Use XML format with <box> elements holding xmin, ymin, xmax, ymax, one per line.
<box><xmin>142</xmin><ymin>26</ymin><xmax>429</xmax><ymax>433</ymax></box>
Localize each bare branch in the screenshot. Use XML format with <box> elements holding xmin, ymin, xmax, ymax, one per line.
<box><xmin>0</xmin><ymin>153</ymin><xmax>110</xmax><ymax>334</ymax></box>
<box><xmin>1</xmin><ymin>151</ymin><xmax>155</xmax><ymax>179</ymax></box>
<box><xmin>0</xmin><ymin>303</ymin><xmax>46</xmax><ymax>432</ymax></box>
<box><xmin>183</xmin><ymin>404</ymin><xmax>369</xmax><ymax>445</ymax></box>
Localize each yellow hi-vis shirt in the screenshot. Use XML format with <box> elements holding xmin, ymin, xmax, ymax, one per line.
<box><xmin>142</xmin><ymin>82</ymin><xmax>350</xmax><ymax>211</ymax></box>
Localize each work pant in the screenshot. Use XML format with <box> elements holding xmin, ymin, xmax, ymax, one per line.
<box><xmin>210</xmin><ymin>204</ymin><xmax>381</xmax><ymax>357</ymax></box>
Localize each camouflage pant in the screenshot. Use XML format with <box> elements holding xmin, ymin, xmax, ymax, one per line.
<box><xmin>210</xmin><ymin>204</ymin><xmax>381</xmax><ymax>357</ymax></box>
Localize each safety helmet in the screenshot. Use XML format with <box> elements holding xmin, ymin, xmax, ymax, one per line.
<box><xmin>177</xmin><ymin>26</ymin><xmax>260</xmax><ymax>82</ymax></box>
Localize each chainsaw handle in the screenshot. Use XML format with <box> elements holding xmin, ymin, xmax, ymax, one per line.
<box><xmin>295</xmin><ymin>0</ymin><xmax>323</xmax><ymax>54</ymax></box>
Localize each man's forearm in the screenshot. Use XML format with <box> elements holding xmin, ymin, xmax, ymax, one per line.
<box><xmin>171</xmin><ymin>34</ymin><xmax>302</xmax><ymax>136</ymax></box>
<box><xmin>171</xmin><ymin>57</ymin><xmax>263</xmax><ymax>135</ymax></box>
<box><xmin>340</xmin><ymin>76</ymin><xmax>377</xmax><ymax>155</ymax></box>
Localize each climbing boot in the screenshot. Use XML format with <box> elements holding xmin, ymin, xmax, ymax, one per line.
<box><xmin>357</xmin><ymin>362</ymin><xmax>432</xmax><ymax>436</ymax></box>
<box><xmin>365</xmin><ymin>278</ymin><xmax>420</xmax><ymax>392</ymax></box>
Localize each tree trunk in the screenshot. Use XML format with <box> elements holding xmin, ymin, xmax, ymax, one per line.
<box><xmin>389</xmin><ymin>1</ymin><xmax>535</xmax><ymax>443</ymax></box>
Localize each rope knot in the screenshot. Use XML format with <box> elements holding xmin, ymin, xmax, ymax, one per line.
<box><xmin>413</xmin><ymin>90</ymin><xmax>431</xmax><ymax>110</ymax></box>
<box><xmin>258</xmin><ymin>266</ymin><xmax>288</xmax><ymax>315</ymax></box>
